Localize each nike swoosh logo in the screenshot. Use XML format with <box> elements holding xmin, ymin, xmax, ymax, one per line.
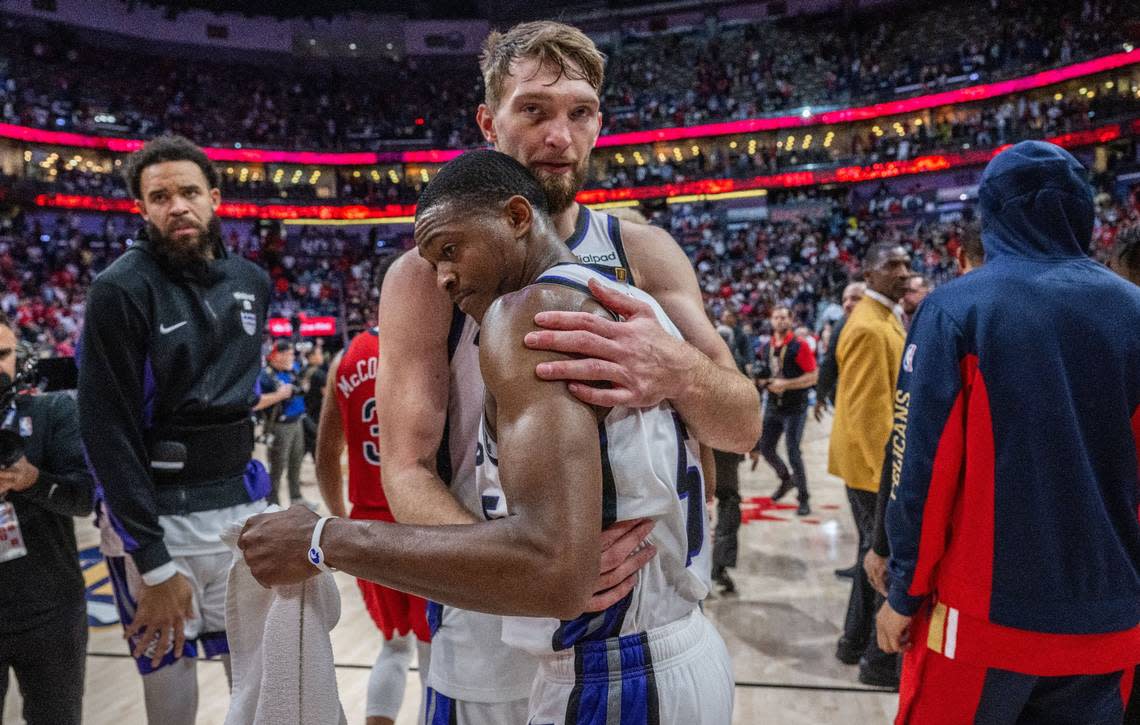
<box><xmin>159</xmin><ymin>321</ymin><xmax>188</xmax><ymax>334</ymax></box>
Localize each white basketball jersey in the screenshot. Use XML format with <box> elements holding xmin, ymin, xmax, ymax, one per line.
<box><xmin>441</xmin><ymin>313</ymin><xmax>482</xmax><ymax>514</ymax></box>
<box><xmin>427</xmin><ymin>208</ymin><xmax>639</xmax><ymax>700</ymax></box>
<box><xmin>566</xmin><ymin>206</ymin><xmax>635</xmax><ymax>284</ymax></box>
<box><xmin>477</xmin><ymin>263</ymin><xmax>712</xmax><ymax>657</ymax></box>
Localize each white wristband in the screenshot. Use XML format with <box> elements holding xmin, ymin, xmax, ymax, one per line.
<box><xmin>307</xmin><ymin>516</ymin><xmax>338</xmax><ymax>573</ymax></box>
<box><xmin>141</xmin><ymin>561</ymin><xmax>178</xmax><ymax>587</ymax></box>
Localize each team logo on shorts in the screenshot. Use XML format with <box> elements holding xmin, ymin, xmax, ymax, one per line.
<box><xmin>240</xmin><ymin>311</ymin><xmax>257</xmax><ymax>336</ymax></box>
<box><xmin>19</xmin><ymin>417</ymin><xmax>32</xmax><ymax>437</ymax></box>
<box><xmin>903</xmin><ymin>343</ymin><xmax>917</xmax><ymax>373</ymax></box>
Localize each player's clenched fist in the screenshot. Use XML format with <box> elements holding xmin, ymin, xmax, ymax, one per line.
<box><xmin>239</xmin><ymin>504</ymin><xmax>323</xmax><ymax>587</ymax></box>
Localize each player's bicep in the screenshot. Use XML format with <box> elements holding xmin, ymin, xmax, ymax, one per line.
<box><xmin>315</xmin><ymin>353</ymin><xmax>346</xmax><ymax>462</ymax></box>
<box><xmin>624</xmin><ymin>225</ymin><xmax>736</xmax><ymax>369</ymax></box>
<box><xmin>494</xmin><ymin>388</ymin><xmax>602</xmax><ymax>522</ymax></box>
<box><xmin>481</xmin><ymin>292</ymin><xmax>605</xmax><ymax>564</ymax></box>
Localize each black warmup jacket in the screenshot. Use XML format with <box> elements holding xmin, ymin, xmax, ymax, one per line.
<box><xmin>77</xmin><ymin>238</ymin><xmax>270</xmax><ymax>575</ymax></box>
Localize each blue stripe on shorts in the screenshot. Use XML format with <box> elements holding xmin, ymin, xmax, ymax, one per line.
<box><xmin>565</xmin><ymin>630</ymin><xmax>661</xmax><ymax>725</ymax></box>
<box><xmin>105</xmin><ymin>555</ymin><xmax>198</xmax><ymax>675</ymax></box>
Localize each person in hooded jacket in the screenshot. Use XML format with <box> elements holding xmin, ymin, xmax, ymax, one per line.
<box><xmin>877</xmin><ymin>141</ymin><xmax>1140</xmax><ymax>722</ymax></box>
<box><xmin>1109</xmin><ymin>223</ymin><xmax>1140</xmax><ymax>725</ymax></box>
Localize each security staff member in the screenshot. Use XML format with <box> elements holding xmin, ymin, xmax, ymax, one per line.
<box><xmin>78</xmin><ymin>135</ymin><xmax>286</xmax><ymax>725</ymax></box>
<box><xmin>0</xmin><ymin>311</ymin><xmax>94</xmax><ymax>725</ymax></box>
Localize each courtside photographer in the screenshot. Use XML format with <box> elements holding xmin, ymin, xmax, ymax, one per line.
<box><xmin>0</xmin><ymin>310</ymin><xmax>94</xmax><ymax>725</ymax></box>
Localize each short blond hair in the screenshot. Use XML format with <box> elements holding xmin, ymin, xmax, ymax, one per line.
<box><xmin>480</xmin><ymin>21</ymin><xmax>606</xmax><ymax>111</ymax></box>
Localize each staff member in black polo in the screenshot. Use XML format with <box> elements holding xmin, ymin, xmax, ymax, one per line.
<box><xmin>78</xmin><ymin>135</ymin><xmax>289</xmax><ymax>725</ymax></box>
<box><xmin>0</xmin><ymin>311</ymin><xmax>94</xmax><ymax>725</ymax></box>
<box><xmin>752</xmin><ymin>305</ymin><xmax>818</xmax><ymax>516</ymax></box>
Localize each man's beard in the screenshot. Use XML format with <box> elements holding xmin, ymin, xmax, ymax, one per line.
<box><xmin>535</xmin><ymin>163</ymin><xmax>587</xmax><ymax>215</ymax></box>
<box><xmin>147</xmin><ymin>215</ymin><xmax>222</xmax><ymax>278</ymax></box>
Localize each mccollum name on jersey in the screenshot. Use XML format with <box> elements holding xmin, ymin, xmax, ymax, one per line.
<box><xmin>336</xmin><ymin>356</ymin><xmax>378</xmax><ymax>398</ymax></box>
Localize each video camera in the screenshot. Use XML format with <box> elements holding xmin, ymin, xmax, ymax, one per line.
<box><xmin>0</xmin><ymin>357</ymin><xmax>38</xmax><ymax>469</ymax></box>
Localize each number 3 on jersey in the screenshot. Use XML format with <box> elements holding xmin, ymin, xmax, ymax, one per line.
<box><xmin>361</xmin><ymin>398</ymin><xmax>380</xmax><ymax>465</ymax></box>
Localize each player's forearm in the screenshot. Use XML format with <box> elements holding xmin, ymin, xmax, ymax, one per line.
<box><xmin>381</xmin><ymin>461</ymin><xmax>478</xmax><ymax>525</ymax></box>
<box><xmin>322</xmin><ymin>516</ymin><xmax>595</xmax><ymax>618</ymax></box>
<box><xmin>670</xmin><ymin>344</ymin><xmax>762</xmax><ymax>453</ymax></box>
<box><xmin>78</xmin><ymin>324</ymin><xmax>168</xmax><ymax>572</ymax></box>
<box><xmin>315</xmin><ymin>459</ymin><xmax>346</xmax><ymax>517</ymax></box>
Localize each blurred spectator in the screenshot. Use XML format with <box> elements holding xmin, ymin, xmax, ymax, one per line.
<box><xmin>751</xmin><ymin>305</ymin><xmax>818</xmax><ymax>516</ymax></box>
<box><xmin>900</xmin><ymin>274</ymin><xmax>931</xmax><ymax>330</ymax></box>
<box><xmin>815</xmin><ymin>281</ymin><xmax>865</xmax><ymax>422</ymax></box>
<box><xmin>710</xmin><ymin>445</ymin><xmax>746</xmax><ymax>596</ymax></box>
<box><xmin>258</xmin><ymin>341</ymin><xmax>312</xmax><ymax>509</ymax></box>
<box><xmin>715</xmin><ymin>308</ymin><xmax>754</xmax><ymax>375</ymax></box>
<box><xmin>1109</xmin><ymin>223</ymin><xmax>1140</xmax><ymax>286</ymax></box>
<box><xmin>299</xmin><ymin>342</ymin><xmax>328</xmax><ymax>462</ymax></box>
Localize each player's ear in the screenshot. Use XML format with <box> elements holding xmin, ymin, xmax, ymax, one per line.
<box><xmin>476</xmin><ymin>104</ymin><xmax>498</xmax><ymax>144</ymax></box>
<box><xmin>505</xmin><ymin>195</ymin><xmax>534</xmax><ymax>239</ymax></box>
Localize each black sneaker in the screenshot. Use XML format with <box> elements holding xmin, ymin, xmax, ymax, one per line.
<box><xmin>858</xmin><ymin>664</ymin><xmax>900</xmax><ymax>690</ymax></box>
<box><xmin>712</xmin><ymin>566</ymin><xmax>737</xmax><ymax>595</ymax></box>
<box><xmin>770</xmin><ymin>478</ymin><xmax>794</xmax><ymax>502</ymax></box>
<box><xmin>835</xmin><ymin>637</ymin><xmax>863</xmax><ymax>665</ymax></box>
<box><xmin>834</xmin><ymin>565</ymin><xmax>857</xmax><ymax>579</ymax></box>
<box><xmin>796</xmin><ymin>500</ymin><xmax>811</xmax><ymax>516</ymax></box>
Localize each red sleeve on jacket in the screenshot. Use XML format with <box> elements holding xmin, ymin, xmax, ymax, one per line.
<box><xmin>886</xmin><ymin>300</ymin><xmax>968</xmax><ymax>616</ymax></box>
<box><xmin>794</xmin><ymin>338</ymin><xmax>817</xmax><ymax>373</ymax></box>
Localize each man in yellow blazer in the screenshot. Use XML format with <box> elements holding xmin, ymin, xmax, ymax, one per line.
<box><xmin>829</xmin><ymin>242</ymin><xmax>912</xmax><ymax>686</ymax></box>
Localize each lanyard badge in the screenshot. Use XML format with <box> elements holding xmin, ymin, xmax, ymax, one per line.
<box><xmin>0</xmin><ymin>500</ymin><xmax>28</xmax><ymax>563</ymax></box>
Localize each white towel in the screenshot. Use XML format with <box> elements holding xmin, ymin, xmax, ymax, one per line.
<box><xmin>222</xmin><ymin>508</ymin><xmax>347</xmax><ymax>725</ymax></box>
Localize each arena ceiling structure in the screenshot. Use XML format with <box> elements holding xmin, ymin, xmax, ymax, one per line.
<box><xmin>129</xmin><ymin>0</ymin><xmax>697</xmax><ymax>21</ymax></box>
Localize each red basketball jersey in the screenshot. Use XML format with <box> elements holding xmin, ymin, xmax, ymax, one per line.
<box><xmin>335</xmin><ymin>329</ymin><xmax>387</xmax><ymax>510</ymax></box>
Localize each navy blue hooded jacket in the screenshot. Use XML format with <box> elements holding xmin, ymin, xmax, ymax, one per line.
<box><xmin>885</xmin><ymin>141</ymin><xmax>1140</xmax><ymax>675</ymax></box>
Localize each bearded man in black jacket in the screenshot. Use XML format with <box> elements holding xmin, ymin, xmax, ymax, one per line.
<box><xmin>77</xmin><ymin>135</ymin><xmax>291</xmax><ymax>725</ymax></box>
